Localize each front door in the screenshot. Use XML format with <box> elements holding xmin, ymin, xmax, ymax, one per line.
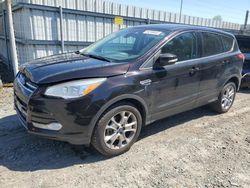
<box><xmin>146</xmin><ymin>32</ymin><xmax>202</xmax><ymax>121</ymax></box>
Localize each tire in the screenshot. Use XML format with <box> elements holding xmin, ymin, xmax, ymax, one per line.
<box><xmin>210</xmin><ymin>82</ymin><xmax>236</xmax><ymax>113</ymax></box>
<box><xmin>91</xmin><ymin>102</ymin><xmax>142</xmax><ymax>157</ymax></box>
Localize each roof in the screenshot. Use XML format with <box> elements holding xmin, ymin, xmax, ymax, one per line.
<box><xmin>131</xmin><ymin>23</ymin><xmax>234</xmax><ymax>37</ymax></box>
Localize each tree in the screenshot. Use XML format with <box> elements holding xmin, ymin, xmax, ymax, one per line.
<box><xmin>213</xmin><ymin>15</ymin><xmax>223</xmax><ymax>22</ymax></box>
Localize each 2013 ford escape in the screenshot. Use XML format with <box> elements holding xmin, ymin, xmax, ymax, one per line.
<box><xmin>14</xmin><ymin>24</ymin><xmax>244</xmax><ymax>156</ymax></box>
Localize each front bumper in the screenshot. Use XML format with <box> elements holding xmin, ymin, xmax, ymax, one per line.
<box><xmin>16</xmin><ymin>108</ymin><xmax>90</xmax><ymax>144</ymax></box>
<box><xmin>13</xmin><ymin>74</ymin><xmax>102</xmax><ymax>145</ymax></box>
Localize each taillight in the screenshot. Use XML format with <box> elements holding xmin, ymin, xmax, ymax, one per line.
<box><xmin>237</xmin><ymin>53</ymin><xmax>245</xmax><ymax>61</ymax></box>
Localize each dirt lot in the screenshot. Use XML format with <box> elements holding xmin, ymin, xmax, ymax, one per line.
<box><xmin>0</xmin><ymin>87</ymin><xmax>250</xmax><ymax>188</ymax></box>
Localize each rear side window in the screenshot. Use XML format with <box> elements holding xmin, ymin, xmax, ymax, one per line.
<box><xmin>221</xmin><ymin>35</ymin><xmax>234</xmax><ymax>52</ymax></box>
<box><xmin>161</xmin><ymin>32</ymin><xmax>198</xmax><ymax>61</ymax></box>
<box><xmin>202</xmin><ymin>32</ymin><xmax>224</xmax><ymax>57</ymax></box>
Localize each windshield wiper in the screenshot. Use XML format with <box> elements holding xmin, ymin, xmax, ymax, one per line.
<box><xmin>81</xmin><ymin>53</ymin><xmax>111</xmax><ymax>62</ymax></box>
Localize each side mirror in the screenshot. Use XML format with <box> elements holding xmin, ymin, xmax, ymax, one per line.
<box><xmin>155</xmin><ymin>53</ymin><xmax>178</xmax><ymax>68</ymax></box>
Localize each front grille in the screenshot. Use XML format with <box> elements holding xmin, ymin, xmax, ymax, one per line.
<box><xmin>15</xmin><ymin>94</ymin><xmax>56</xmax><ymax>125</ymax></box>
<box><xmin>15</xmin><ymin>73</ymin><xmax>57</xmax><ymax>126</ymax></box>
<box><xmin>16</xmin><ymin>73</ymin><xmax>38</xmax><ymax>93</ymax></box>
<box><xmin>15</xmin><ymin>73</ymin><xmax>56</xmax><ymax>128</ymax></box>
<box><xmin>15</xmin><ymin>95</ymin><xmax>27</xmax><ymax>121</ymax></box>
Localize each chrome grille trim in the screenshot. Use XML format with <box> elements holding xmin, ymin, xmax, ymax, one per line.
<box><xmin>16</xmin><ymin>73</ymin><xmax>38</xmax><ymax>93</ymax></box>
<box><xmin>14</xmin><ymin>95</ymin><xmax>28</xmax><ymax>120</ymax></box>
<box><xmin>26</xmin><ymin>82</ymin><xmax>37</xmax><ymax>90</ymax></box>
<box><xmin>16</xmin><ymin>109</ymin><xmax>28</xmax><ymax>129</ymax></box>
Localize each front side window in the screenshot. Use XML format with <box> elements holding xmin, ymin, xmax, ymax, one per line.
<box><xmin>161</xmin><ymin>32</ymin><xmax>198</xmax><ymax>62</ymax></box>
<box><xmin>202</xmin><ymin>32</ymin><xmax>224</xmax><ymax>57</ymax></box>
<box><xmin>81</xmin><ymin>28</ymin><xmax>170</xmax><ymax>62</ymax></box>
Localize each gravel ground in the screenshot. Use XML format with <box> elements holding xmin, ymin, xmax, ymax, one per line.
<box><xmin>0</xmin><ymin>87</ymin><xmax>250</xmax><ymax>188</ymax></box>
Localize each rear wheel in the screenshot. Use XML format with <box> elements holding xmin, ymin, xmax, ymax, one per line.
<box><xmin>210</xmin><ymin>82</ymin><xmax>236</xmax><ymax>113</ymax></box>
<box><xmin>91</xmin><ymin>103</ymin><xmax>142</xmax><ymax>157</ymax></box>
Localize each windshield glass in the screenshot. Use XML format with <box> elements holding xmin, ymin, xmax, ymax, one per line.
<box><xmin>81</xmin><ymin>28</ymin><xmax>170</xmax><ymax>62</ymax></box>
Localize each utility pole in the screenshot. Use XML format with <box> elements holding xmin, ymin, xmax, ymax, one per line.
<box><xmin>5</xmin><ymin>0</ymin><xmax>18</xmax><ymax>76</ymax></box>
<box><xmin>179</xmin><ymin>0</ymin><xmax>183</xmax><ymax>23</ymax></box>
<box><xmin>59</xmin><ymin>6</ymin><xmax>65</xmax><ymax>53</ymax></box>
<box><xmin>243</xmin><ymin>10</ymin><xmax>249</xmax><ymax>31</ymax></box>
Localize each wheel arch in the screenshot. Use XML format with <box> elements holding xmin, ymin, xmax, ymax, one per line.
<box><xmin>225</xmin><ymin>75</ymin><xmax>241</xmax><ymax>91</ymax></box>
<box><xmin>87</xmin><ymin>94</ymin><xmax>149</xmax><ymax>144</ymax></box>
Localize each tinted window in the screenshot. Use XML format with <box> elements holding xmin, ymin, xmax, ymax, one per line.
<box><xmin>237</xmin><ymin>39</ymin><xmax>250</xmax><ymax>53</ymax></box>
<box><xmin>202</xmin><ymin>32</ymin><xmax>224</xmax><ymax>57</ymax></box>
<box><xmin>221</xmin><ymin>35</ymin><xmax>234</xmax><ymax>52</ymax></box>
<box><xmin>161</xmin><ymin>32</ymin><xmax>197</xmax><ymax>61</ymax></box>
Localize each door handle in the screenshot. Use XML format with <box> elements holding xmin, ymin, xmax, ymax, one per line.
<box><xmin>189</xmin><ymin>67</ymin><xmax>200</xmax><ymax>76</ymax></box>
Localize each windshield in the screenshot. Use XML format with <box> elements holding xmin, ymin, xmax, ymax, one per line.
<box><xmin>237</xmin><ymin>39</ymin><xmax>250</xmax><ymax>53</ymax></box>
<box><xmin>81</xmin><ymin>28</ymin><xmax>170</xmax><ymax>62</ymax></box>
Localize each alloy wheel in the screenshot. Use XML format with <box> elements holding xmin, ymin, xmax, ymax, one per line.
<box><xmin>221</xmin><ymin>84</ymin><xmax>235</xmax><ymax>110</ymax></box>
<box><xmin>104</xmin><ymin>111</ymin><xmax>137</xmax><ymax>150</ymax></box>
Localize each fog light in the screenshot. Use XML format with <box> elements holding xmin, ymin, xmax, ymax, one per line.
<box><xmin>32</xmin><ymin>122</ymin><xmax>62</xmax><ymax>131</ymax></box>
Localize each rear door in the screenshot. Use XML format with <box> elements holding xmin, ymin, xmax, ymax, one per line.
<box><xmin>197</xmin><ymin>32</ymin><xmax>230</xmax><ymax>104</ymax></box>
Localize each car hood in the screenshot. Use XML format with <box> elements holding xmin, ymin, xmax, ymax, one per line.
<box><xmin>19</xmin><ymin>53</ymin><xmax>130</xmax><ymax>84</ymax></box>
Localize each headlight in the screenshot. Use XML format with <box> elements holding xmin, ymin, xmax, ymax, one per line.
<box><xmin>44</xmin><ymin>78</ymin><xmax>106</xmax><ymax>99</ymax></box>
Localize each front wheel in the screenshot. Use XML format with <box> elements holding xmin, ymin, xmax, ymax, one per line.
<box><xmin>210</xmin><ymin>82</ymin><xmax>236</xmax><ymax>113</ymax></box>
<box><xmin>91</xmin><ymin>103</ymin><xmax>142</xmax><ymax>157</ymax></box>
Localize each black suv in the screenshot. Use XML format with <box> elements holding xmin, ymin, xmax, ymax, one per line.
<box><xmin>14</xmin><ymin>24</ymin><xmax>244</xmax><ymax>156</ymax></box>
<box><xmin>235</xmin><ymin>35</ymin><xmax>250</xmax><ymax>88</ymax></box>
